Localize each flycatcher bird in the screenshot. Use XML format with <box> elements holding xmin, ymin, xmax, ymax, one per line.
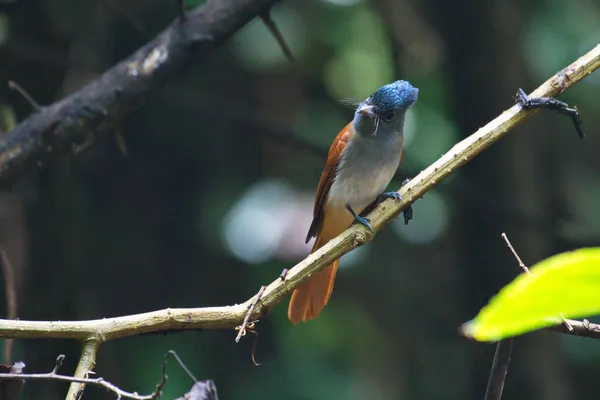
<box><xmin>288</xmin><ymin>80</ymin><xmax>419</xmax><ymax>324</ymax></box>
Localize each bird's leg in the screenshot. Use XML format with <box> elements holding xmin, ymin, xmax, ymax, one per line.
<box><xmin>515</xmin><ymin>88</ymin><xmax>584</xmax><ymax>139</ymax></box>
<box><xmin>346</xmin><ymin>205</ymin><xmax>374</xmax><ymax>232</ymax></box>
<box><xmin>376</xmin><ymin>178</ymin><xmax>414</xmax><ymax>225</ymax></box>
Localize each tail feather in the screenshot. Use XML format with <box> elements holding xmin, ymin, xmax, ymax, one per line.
<box><xmin>288</xmin><ymin>237</ymin><xmax>340</xmax><ymax>324</ymax></box>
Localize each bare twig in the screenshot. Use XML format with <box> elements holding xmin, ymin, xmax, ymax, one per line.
<box><xmin>0</xmin><ymin>354</ymin><xmax>154</xmax><ymax>400</ymax></box>
<box><xmin>65</xmin><ymin>339</ymin><xmax>100</xmax><ymax>400</ymax></box>
<box><xmin>500</xmin><ymin>233</ymin><xmax>528</xmax><ymax>273</ymax></box>
<box><xmin>0</xmin><ymin>249</ymin><xmax>17</xmax><ymax>364</ymax></box>
<box><xmin>235</xmin><ymin>285</ymin><xmax>266</xmax><ymax>343</ymax></box>
<box><xmin>0</xmin><ymin>350</ymin><xmax>204</xmax><ymax>400</ymax></box>
<box><xmin>501</xmin><ymin>233</ymin><xmax>573</xmax><ymax>331</ymax></box>
<box><xmin>7</xmin><ymin>81</ymin><xmax>41</xmax><ymax>112</ymax></box>
<box><xmin>164</xmin><ymin>350</ymin><xmax>198</xmax><ymax>383</ymax></box>
<box><xmin>484</xmin><ymin>339</ymin><xmax>514</xmax><ymax>400</ymax></box>
<box><xmin>260</xmin><ymin>11</ymin><xmax>294</xmax><ymax>63</ymax></box>
<box><xmin>0</xmin><ymin>45</ymin><xmax>597</xmax><ymax>342</ymax></box>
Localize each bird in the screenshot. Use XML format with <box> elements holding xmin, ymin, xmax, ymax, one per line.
<box><xmin>288</xmin><ymin>80</ymin><xmax>419</xmax><ymax>324</ymax></box>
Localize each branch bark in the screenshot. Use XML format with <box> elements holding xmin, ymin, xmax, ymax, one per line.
<box><xmin>484</xmin><ymin>339</ymin><xmax>514</xmax><ymax>400</ymax></box>
<box><xmin>65</xmin><ymin>340</ymin><xmax>100</xmax><ymax>400</ymax></box>
<box><xmin>0</xmin><ymin>0</ymin><xmax>279</xmax><ymax>190</ymax></box>
<box><xmin>0</xmin><ymin>45</ymin><xmax>597</xmax><ymax>342</ymax></box>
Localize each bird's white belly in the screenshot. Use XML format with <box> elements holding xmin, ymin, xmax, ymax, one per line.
<box><xmin>327</xmin><ymin>158</ymin><xmax>399</xmax><ymax>212</ymax></box>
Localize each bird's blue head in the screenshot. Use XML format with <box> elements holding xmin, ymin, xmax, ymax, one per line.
<box><xmin>353</xmin><ymin>80</ymin><xmax>419</xmax><ymax>137</ymax></box>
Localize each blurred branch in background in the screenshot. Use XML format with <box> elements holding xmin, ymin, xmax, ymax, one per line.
<box><xmin>0</xmin><ymin>44</ymin><xmax>596</xmax><ymax>343</ymax></box>
<box><xmin>0</xmin><ymin>0</ymin><xmax>280</xmax><ymax>190</ymax></box>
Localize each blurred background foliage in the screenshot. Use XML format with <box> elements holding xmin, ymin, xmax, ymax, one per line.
<box><xmin>0</xmin><ymin>0</ymin><xmax>599</xmax><ymax>398</ymax></box>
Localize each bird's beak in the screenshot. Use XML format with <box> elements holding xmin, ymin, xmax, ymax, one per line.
<box><xmin>356</xmin><ymin>104</ymin><xmax>375</xmax><ymax>118</ymax></box>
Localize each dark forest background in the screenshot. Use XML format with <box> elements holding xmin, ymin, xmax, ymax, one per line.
<box><xmin>0</xmin><ymin>0</ymin><xmax>599</xmax><ymax>399</ymax></box>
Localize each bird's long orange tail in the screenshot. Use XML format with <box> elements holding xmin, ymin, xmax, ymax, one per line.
<box><xmin>288</xmin><ymin>234</ymin><xmax>339</xmax><ymax>324</ymax></box>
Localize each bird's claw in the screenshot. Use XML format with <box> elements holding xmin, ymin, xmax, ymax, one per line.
<box><xmin>378</xmin><ymin>191</ymin><xmax>402</xmax><ymax>202</ymax></box>
<box><xmin>346</xmin><ymin>205</ymin><xmax>374</xmax><ymax>232</ymax></box>
<box><xmin>354</xmin><ymin>215</ymin><xmax>374</xmax><ymax>232</ymax></box>
<box><xmin>515</xmin><ymin>88</ymin><xmax>584</xmax><ymax>139</ymax></box>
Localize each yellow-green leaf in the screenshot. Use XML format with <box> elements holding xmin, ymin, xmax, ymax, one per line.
<box><xmin>461</xmin><ymin>247</ymin><xmax>600</xmax><ymax>342</ymax></box>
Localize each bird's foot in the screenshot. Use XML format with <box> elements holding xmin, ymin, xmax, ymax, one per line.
<box><xmin>377</xmin><ymin>178</ymin><xmax>414</xmax><ymax>225</ymax></box>
<box><xmin>346</xmin><ymin>205</ymin><xmax>374</xmax><ymax>232</ymax></box>
<box><xmin>378</xmin><ymin>191</ymin><xmax>402</xmax><ymax>202</ymax></box>
<box><xmin>514</xmin><ymin>88</ymin><xmax>584</xmax><ymax>139</ymax></box>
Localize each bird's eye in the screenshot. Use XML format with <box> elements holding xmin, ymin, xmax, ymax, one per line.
<box><xmin>382</xmin><ymin>111</ymin><xmax>396</xmax><ymax>122</ymax></box>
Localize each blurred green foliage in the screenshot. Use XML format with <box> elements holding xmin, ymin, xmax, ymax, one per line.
<box><xmin>0</xmin><ymin>0</ymin><xmax>599</xmax><ymax>399</ymax></box>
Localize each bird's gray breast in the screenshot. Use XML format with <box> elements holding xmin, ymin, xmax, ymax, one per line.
<box><xmin>327</xmin><ymin>134</ymin><xmax>402</xmax><ymax>211</ymax></box>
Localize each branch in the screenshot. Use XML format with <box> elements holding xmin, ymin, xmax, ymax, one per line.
<box><xmin>484</xmin><ymin>339</ymin><xmax>514</xmax><ymax>400</ymax></box>
<box><xmin>0</xmin><ymin>45</ymin><xmax>597</xmax><ymax>341</ymax></box>
<box><xmin>65</xmin><ymin>339</ymin><xmax>100</xmax><ymax>400</ymax></box>
<box><xmin>0</xmin><ymin>0</ymin><xmax>280</xmax><ymax>190</ymax></box>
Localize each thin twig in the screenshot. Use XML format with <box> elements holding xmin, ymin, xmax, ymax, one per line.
<box><xmin>500</xmin><ymin>233</ymin><xmax>528</xmax><ymax>273</ymax></box>
<box><xmin>0</xmin><ymin>354</ymin><xmax>156</xmax><ymax>400</ymax></box>
<box><xmin>0</xmin><ymin>249</ymin><xmax>17</xmax><ymax>364</ymax></box>
<box><xmin>7</xmin><ymin>81</ymin><xmax>41</xmax><ymax>112</ymax></box>
<box><xmin>0</xmin><ymin>350</ymin><xmax>198</xmax><ymax>400</ymax></box>
<box><xmin>501</xmin><ymin>233</ymin><xmax>573</xmax><ymax>331</ymax></box>
<box><xmin>484</xmin><ymin>339</ymin><xmax>514</xmax><ymax>400</ymax></box>
<box><xmin>235</xmin><ymin>286</ymin><xmax>266</xmax><ymax>343</ymax></box>
<box><xmin>164</xmin><ymin>350</ymin><xmax>197</xmax><ymax>383</ymax></box>
<box><xmin>260</xmin><ymin>12</ymin><xmax>295</xmax><ymax>63</ymax></box>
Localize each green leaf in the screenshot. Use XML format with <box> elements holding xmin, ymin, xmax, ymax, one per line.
<box><xmin>461</xmin><ymin>247</ymin><xmax>600</xmax><ymax>342</ymax></box>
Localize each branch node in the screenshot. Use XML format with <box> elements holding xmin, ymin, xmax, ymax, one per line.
<box><xmin>235</xmin><ymin>286</ymin><xmax>266</xmax><ymax>343</ymax></box>
<box><xmin>52</xmin><ymin>354</ymin><xmax>65</xmax><ymax>375</ymax></box>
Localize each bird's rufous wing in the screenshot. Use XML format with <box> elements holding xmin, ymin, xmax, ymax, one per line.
<box><xmin>305</xmin><ymin>122</ymin><xmax>354</xmax><ymax>243</ymax></box>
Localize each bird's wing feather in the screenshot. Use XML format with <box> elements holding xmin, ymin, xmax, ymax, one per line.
<box><xmin>305</xmin><ymin>122</ymin><xmax>354</xmax><ymax>243</ymax></box>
